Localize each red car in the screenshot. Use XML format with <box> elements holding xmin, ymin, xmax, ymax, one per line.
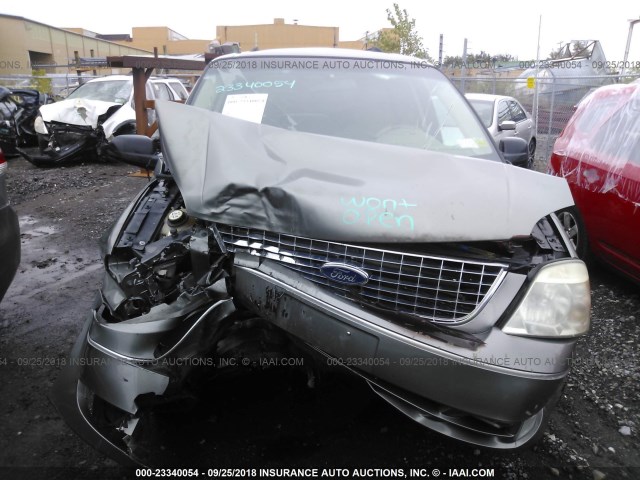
<box><xmin>549</xmin><ymin>80</ymin><xmax>640</xmax><ymax>283</ymax></box>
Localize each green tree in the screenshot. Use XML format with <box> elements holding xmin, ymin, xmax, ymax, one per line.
<box><xmin>442</xmin><ymin>52</ymin><xmax>513</xmax><ymax>68</ymax></box>
<box><xmin>372</xmin><ymin>3</ymin><xmax>431</xmax><ymax>60</ymax></box>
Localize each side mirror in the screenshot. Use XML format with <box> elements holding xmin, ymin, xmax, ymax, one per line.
<box><xmin>103</xmin><ymin>135</ymin><xmax>158</xmax><ymax>169</ymax></box>
<box><xmin>498</xmin><ymin>120</ymin><xmax>516</xmax><ymax>131</ymax></box>
<box><xmin>499</xmin><ymin>137</ymin><xmax>529</xmax><ymax>168</ymax></box>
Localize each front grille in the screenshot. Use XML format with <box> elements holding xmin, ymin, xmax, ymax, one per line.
<box><xmin>218</xmin><ymin>224</ymin><xmax>507</xmax><ymax>324</ymax></box>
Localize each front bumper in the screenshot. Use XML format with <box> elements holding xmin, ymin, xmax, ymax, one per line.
<box><xmin>18</xmin><ymin>123</ymin><xmax>99</xmax><ymax>166</ymax></box>
<box><xmin>18</xmin><ymin>142</ymin><xmax>95</xmax><ymax>167</ymax></box>
<box><xmin>52</xmin><ymin>309</ymin><xmax>140</xmax><ymax>466</ymax></box>
<box><xmin>232</xmin><ymin>259</ymin><xmax>570</xmax><ymax>447</ymax></box>
<box><xmin>54</xmin><ymin>251</ymin><xmax>578</xmax><ymax>464</ymax></box>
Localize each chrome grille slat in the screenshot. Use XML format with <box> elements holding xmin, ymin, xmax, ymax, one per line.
<box><xmin>218</xmin><ymin>224</ymin><xmax>507</xmax><ymax>324</ymax></box>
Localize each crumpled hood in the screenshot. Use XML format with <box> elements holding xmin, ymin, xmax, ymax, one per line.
<box><xmin>157</xmin><ymin>100</ymin><xmax>574</xmax><ymax>243</ymax></box>
<box><xmin>40</xmin><ymin>98</ymin><xmax>122</xmax><ymax>128</ymax></box>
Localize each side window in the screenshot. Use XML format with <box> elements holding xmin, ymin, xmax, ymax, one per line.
<box><xmin>497</xmin><ymin>100</ymin><xmax>511</xmax><ymax>124</ymax></box>
<box><xmin>169</xmin><ymin>82</ymin><xmax>188</xmax><ymax>101</ymax></box>
<box><xmin>156</xmin><ymin>83</ymin><xmax>174</xmax><ymax>100</ymax></box>
<box><xmin>509</xmin><ymin>101</ymin><xmax>527</xmax><ymax>122</ymax></box>
<box><xmin>153</xmin><ymin>83</ymin><xmax>172</xmax><ymax>101</ymax></box>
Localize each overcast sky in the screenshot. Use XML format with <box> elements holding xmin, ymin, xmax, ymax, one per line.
<box><xmin>3</xmin><ymin>1</ymin><xmax>640</xmax><ymax>62</ymax></box>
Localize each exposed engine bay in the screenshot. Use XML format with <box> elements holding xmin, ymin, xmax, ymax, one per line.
<box><xmin>103</xmin><ymin>177</ymin><xmax>571</xmax><ymax>328</ymax></box>
<box><xmin>72</xmin><ymin>172</ymin><xmax>578</xmax><ymax>463</ymax></box>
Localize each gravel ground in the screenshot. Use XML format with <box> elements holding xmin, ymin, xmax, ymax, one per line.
<box><xmin>0</xmin><ymin>156</ymin><xmax>638</xmax><ymax>480</ymax></box>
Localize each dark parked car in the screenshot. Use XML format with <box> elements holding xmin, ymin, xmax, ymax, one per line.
<box><xmin>0</xmin><ymin>87</ymin><xmax>51</xmax><ymax>155</ymax></box>
<box><xmin>54</xmin><ymin>49</ymin><xmax>591</xmax><ymax>465</ymax></box>
<box><xmin>549</xmin><ymin>80</ymin><xmax>640</xmax><ymax>283</ymax></box>
<box><xmin>0</xmin><ymin>146</ymin><xmax>20</xmax><ymax>303</ymax></box>
<box><xmin>0</xmin><ymin>89</ymin><xmax>17</xmax><ymax>154</ymax></box>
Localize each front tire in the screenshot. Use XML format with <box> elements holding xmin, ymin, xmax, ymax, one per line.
<box><xmin>527</xmin><ymin>138</ymin><xmax>536</xmax><ymax>169</ymax></box>
<box><xmin>557</xmin><ymin>206</ymin><xmax>588</xmax><ymax>259</ymax></box>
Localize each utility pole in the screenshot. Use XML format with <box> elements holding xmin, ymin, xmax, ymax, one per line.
<box><xmin>534</xmin><ymin>15</ymin><xmax>542</xmax><ymax>140</ymax></box>
<box><xmin>461</xmin><ymin>38</ymin><xmax>468</xmax><ymax>93</ymax></box>
<box><xmin>621</xmin><ymin>18</ymin><xmax>640</xmax><ymax>76</ymax></box>
<box><xmin>438</xmin><ymin>34</ymin><xmax>443</xmax><ymax>68</ymax></box>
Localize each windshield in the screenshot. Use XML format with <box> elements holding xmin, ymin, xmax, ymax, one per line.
<box><xmin>467</xmin><ymin>99</ymin><xmax>494</xmax><ymax>128</ymax></box>
<box><xmin>66</xmin><ymin>80</ymin><xmax>132</xmax><ymax>104</ymax></box>
<box><xmin>189</xmin><ymin>56</ymin><xmax>499</xmax><ymax>160</ymax></box>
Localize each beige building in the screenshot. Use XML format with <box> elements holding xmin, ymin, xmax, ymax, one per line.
<box><xmin>107</xmin><ymin>27</ymin><xmax>212</xmax><ymax>56</ymax></box>
<box><xmin>0</xmin><ymin>14</ymin><xmax>152</xmax><ymax>76</ymax></box>
<box><xmin>216</xmin><ymin>18</ymin><xmax>364</xmax><ymax>51</ymax></box>
<box><xmin>0</xmin><ymin>14</ymin><xmax>369</xmax><ymax>81</ymax></box>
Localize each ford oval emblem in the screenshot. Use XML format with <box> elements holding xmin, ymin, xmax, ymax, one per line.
<box><xmin>319</xmin><ymin>262</ymin><xmax>369</xmax><ymax>286</ymax></box>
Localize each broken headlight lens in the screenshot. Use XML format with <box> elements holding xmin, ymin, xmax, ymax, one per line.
<box><xmin>34</xmin><ymin>115</ymin><xmax>48</xmax><ymax>135</ymax></box>
<box><xmin>503</xmin><ymin>260</ymin><xmax>590</xmax><ymax>338</ymax></box>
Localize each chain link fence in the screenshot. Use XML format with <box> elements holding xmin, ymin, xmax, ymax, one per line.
<box><xmin>0</xmin><ymin>74</ymin><xmax>112</xmax><ymax>102</ymax></box>
<box><xmin>450</xmin><ymin>73</ymin><xmax>640</xmax><ymax>170</ymax></box>
<box><xmin>3</xmin><ymin>72</ymin><xmax>640</xmax><ymax>171</ymax></box>
<box><xmin>0</xmin><ymin>73</ymin><xmax>197</xmax><ymax>101</ymax></box>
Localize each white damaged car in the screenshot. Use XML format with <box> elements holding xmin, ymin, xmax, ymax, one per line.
<box><xmin>20</xmin><ymin>75</ymin><xmax>172</xmax><ymax>166</ymax></box>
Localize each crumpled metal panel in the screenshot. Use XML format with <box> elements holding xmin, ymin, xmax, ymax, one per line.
<box><xmin>551</xmin><ymin>81</ymin><xmax>640</xmax><ymax>208</ymax></box>
<box><xmin>157</xmin><ymin>100</ymin><xmax>573</xmax><ymax>243</ymax></box>
<box><xmin>40</xmin><ymin>98</ymin><xmax>120</xmax><ymax>128</ymax></box>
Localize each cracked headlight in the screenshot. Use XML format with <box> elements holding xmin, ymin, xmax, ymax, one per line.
<box><xmin>503</xmin><ymin>260</ymin><xmax>590</xmax><ymax>338</ymax></box>
<box><xmin>34</xmin><ymin>115</ymin><xmax>48</xmax><ymax>135</ymax></box>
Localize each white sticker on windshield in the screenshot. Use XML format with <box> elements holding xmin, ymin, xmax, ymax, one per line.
<box><xmin>222</xmin><ymin>93</ymin><xmax>268</xmax><ymax>123</ymax></box>
<box><xmin>457</xmin><ymin>138</ymin><xmax>479</xmax><ymax>149</ymax></box>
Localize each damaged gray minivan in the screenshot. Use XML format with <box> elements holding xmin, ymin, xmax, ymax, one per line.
<box><xmin>54</xmin><ymin>49</ymin><xmax>590</xmax><ymax>464</ymax></box>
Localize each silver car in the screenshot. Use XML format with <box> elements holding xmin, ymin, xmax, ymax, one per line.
<box><xmin>466</xmin><ymin>93</ymin><xmax>536</xmax><ymax>168</ymax></box>
<box><xmin>54</xmin><ymin>49</ymin><xmax>590</xmax><ymax>465</ymax></box>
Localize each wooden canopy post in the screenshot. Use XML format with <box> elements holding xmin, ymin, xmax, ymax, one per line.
<box><xmin>132</xmin><ymin>66</ymin><xmax>154</xmax><ymax>135</ymax></box>
<box><xmin>106</xmin><ymin>55</ymin><xmax>206</xmax><ymax>137</ymax></box>
<box><xmin>104</xmin><ymin>55</ymin><xmax>207</xmax><ymax>176</ymax></box>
